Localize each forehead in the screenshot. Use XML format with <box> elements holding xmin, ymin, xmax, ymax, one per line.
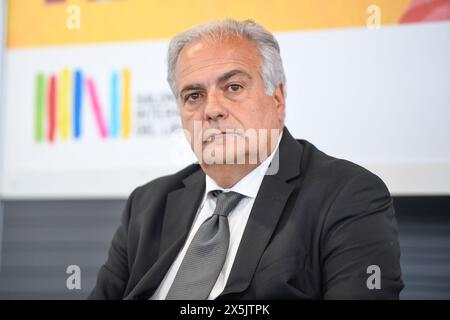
<box><xmin>175</xmin><ymin>36</ymin><xmax>261</xmax><ymax>85</ymax></box>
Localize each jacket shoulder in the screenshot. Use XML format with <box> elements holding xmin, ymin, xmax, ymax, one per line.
<box><xmin>298</xmin><ymin>139</ymin><xmax>389</xmax><ymax>193</ymax></box>
<box><xmin>129</xmin><ymin>163</ymin><xmax>202</xmax><ymax>204</ymax></box>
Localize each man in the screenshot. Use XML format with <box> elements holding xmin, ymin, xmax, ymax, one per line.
<box><xmin>89</xmin><ymin>19</ymin><xmax>403</xmax><ymax>300</ymax></box>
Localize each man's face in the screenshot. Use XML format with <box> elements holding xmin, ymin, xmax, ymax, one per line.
<box><xmin>175</xmin><ymin>36</ymin><xmax>285</xmax><ymax>165</ymax></box>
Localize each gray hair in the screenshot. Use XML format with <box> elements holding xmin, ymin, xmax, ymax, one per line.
<box><xmin>167</xmin><ymin>19</ymin><xmax>286</xmax><ymax>98</ymax></box>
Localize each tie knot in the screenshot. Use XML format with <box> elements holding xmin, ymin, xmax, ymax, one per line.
<box><xmin>210</xmin><ymin>190</ymin><xmax>244</xmax><ymax>217</ymax></box>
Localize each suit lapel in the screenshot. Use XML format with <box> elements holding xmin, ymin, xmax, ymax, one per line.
<box><xmin>217</xmin><ymin>176</ymin><xmax>295</xmax><ymax>298</ymax></box>
<box><xmin>159</xmin><ymin>170</ymin><xmax>205</xmax><ymax>255</ymax></box>
<box><xmin>217</xmin><ymin>127</ymin><xmax>304</xmax><ymax>298</ymax></box>
<box><xmin>125</xmin><ymin>168</ymin><xmax>205</xmax><ymax>299</ymax></box>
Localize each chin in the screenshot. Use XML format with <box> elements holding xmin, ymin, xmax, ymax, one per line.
<box><xmin>198</xmin><ymin>143</ymin><xmax>244</xmax><ymax>165</ymax></box>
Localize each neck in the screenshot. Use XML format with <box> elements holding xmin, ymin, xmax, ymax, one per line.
<box><xmin>201</xmin><ymin>163</ymin><xmax>259</xmax><ymax>189</ymax></box>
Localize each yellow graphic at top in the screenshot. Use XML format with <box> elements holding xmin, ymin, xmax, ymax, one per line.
<box><xmin>7</xmin><ymin>0</ymin><xmax>411</xmax><ymax>48</ymax></box>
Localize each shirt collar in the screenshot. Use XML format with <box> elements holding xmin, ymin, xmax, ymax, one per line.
<box><xmin>205</xmin><ymin>131</ymin><xmax>283</xmax><ymax>199</ymax></box>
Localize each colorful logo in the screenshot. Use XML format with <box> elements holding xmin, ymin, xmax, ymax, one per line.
<box><xmin>34</xmin><ymin>68</ymin><xmax>131</xmax><ymax>143</ymax></box>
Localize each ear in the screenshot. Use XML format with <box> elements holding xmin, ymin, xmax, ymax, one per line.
<box><xmin>272</xmin><ymin>83</ymin><xmax>286</xmax><ymax>122</ymax></box>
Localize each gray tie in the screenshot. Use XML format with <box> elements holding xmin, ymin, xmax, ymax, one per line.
<box><xmin>165</xmin><ymin>190</ymin><xmax>244</xmax><ymax>300</ymax></box>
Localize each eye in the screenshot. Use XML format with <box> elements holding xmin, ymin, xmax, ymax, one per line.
<box><xmin>227</xmin><ymin>84</ymin><xmax>243</xmax><ymax>92</ymax></box>
<box><xmin>186</xmin><ymin>92</ymin><xmax>201</xmax><ymax>102</ymax></box>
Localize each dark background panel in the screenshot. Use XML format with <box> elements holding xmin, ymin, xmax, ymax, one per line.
<box><xmin>0</xmin><ymin>197</ymin><xmax>449</xmax><ymax>299</ymax></box>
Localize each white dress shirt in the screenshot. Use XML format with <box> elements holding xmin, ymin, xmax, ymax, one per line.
<box><xmin>151</xmin><ymin>132</ymin><xmax>283</xmax><ymax>300</ymax></box>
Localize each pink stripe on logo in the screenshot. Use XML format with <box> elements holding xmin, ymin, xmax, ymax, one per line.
<box><xmin>86</xmin><ymin>77</ymin><xmax>108</xmax><ymax>139</ymax></box>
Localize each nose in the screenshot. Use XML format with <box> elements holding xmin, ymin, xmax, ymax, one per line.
<box><xmin>204</xmin><ymin>90</ymin><xmax>228</xmax><ymax>123</ymax></box>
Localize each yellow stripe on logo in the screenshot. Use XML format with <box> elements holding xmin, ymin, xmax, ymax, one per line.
<box><xmin>59</xmin><ymin>68</ymin><xmax>71</xmax><ymax>141</ymax></box>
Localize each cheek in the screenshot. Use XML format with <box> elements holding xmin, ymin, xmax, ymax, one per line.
<box><xmin>180</xmin><ymin>109</ymin><xmax>199</xmax><ymax>126</ymax></box>
<box><xmin>242</xmin><ymin>98</ymin><xmax>277</xmax><ymax>127</ymax></box>
<box><xmin>180</xmin><ymin>110</ymin><xmax>203</xmax><ymax>142</ymax></box>
<box><xmin>180</xmin><ymin>112</ymin><xmax>189</xmax><ymax>129</ymax></box>
<box><xmin>261</xmin><ymin>97</ymin><xmax>280</xmax><ymax>119</ymax></box>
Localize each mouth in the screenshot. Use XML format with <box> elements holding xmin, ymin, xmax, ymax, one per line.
<box><xmin>203</xmin><ymin>130</ymin><xmax>243</xmax><ymax>143</ymax></box>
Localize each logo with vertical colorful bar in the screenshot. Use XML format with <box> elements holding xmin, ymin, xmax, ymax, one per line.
<box><xmin>34</xmin><ymin>68</ymin><xmax>132</xmax><ymax>143</ymax></box>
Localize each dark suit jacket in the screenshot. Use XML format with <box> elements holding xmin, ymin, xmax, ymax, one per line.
<box><xmin>89</xmin><ymin>127</ymin><xmax>404</xmax><ymax>300</ymax></box>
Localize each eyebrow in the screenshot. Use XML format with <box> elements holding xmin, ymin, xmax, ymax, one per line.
<box><xmin>217</xmin><ymin>69</ymin><xmax>252</xmax><ymax>83</ymax></box>
<box><xmin>178</xmin><ymin>69</ymin><xmax>252</xmax><ymax>98</ymax></box>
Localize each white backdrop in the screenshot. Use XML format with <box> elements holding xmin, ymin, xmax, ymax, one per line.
<box><xmin>1</xmin><ymin>21</ymin><xmax>450</xmax><ymax>198</ymax></box>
